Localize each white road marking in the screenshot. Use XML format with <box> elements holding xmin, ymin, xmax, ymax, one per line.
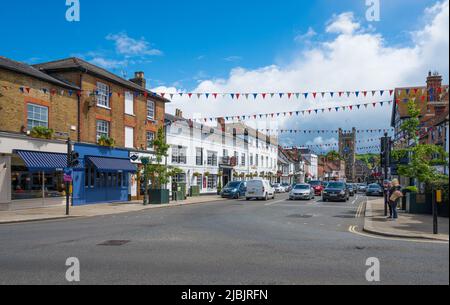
<box><xmin>264</xmin><ymin>199</ymin><xmax>290</xmax><ymax>206</ymax></box>
<box><xmin>348</xmin><ymin>225</ymin><xmax>448</xmax><ymax>244</ymax></box>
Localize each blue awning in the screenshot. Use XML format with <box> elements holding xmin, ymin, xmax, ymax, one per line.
<box><xmin>15</xmin><ymin>150</ymin><xmax>70</xmax><ymax>172</ymax></box>
<box><xmin>87</xmin><ymin>156</ymin><xmax>136</xmax><ymax>172</ymax></box>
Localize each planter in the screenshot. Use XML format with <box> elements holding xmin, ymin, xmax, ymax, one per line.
<box><xmin>190</xmin><ymin>185</ymin><xmax>200</xmax><ymax>197</ymax></box>
<box><xmin>148</xmin><ymin>189</ymin><xmax>170</xmax><ymax>205</ymax></box>
<box><xmin>406</xmin><ymin>192</ymin><xmax>432</xmax><ymax>215</ymax></box>
<box><xmin>172</xmin><ymin>191</ymin><xmax>184</xmax><ymax>201</ymax></box>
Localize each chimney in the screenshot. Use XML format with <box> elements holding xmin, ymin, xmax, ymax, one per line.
<box><xmin>175</xmin><ymin>109</ymin><xmax>183</xmax><ymax>118</ymax></box>
<box><xmin>427</xmin><ymin>71</ymin><xmax>442</xmax><ymax>102</ymax></box>
<box><xmin>129</xmin><ymin>71</ymin><xmax>146</xmax><ymax>89</ymax></box>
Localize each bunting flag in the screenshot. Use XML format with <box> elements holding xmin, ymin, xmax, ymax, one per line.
<box><xmin>195</xmin><ymin>100</ymin><xmax>393</xmax><ymax>122</ymax></box>
<box><xmin>153</xmin><ymin>89</ymin><xmax>399</xmax><ymax>100</ymax></box>
<box><xmin>257</xmin><ymin>128</ymin><xmax>395</xmax><ymax>134</ymax></box>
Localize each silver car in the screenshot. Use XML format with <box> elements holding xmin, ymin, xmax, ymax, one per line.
<box><xmin>289</xmin><ymin>184</ymin><xmax>315</xmax><ymax>200</ymax></box>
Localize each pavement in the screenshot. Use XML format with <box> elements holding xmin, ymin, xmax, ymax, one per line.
<box><xmin>0</xmin><ymin>193</ymin><xmax>448</xmax><ymax>285</ymax></box>
<box><xmin>363</xmin><ymin>197</ymin><xmax>449</xmax><ymax>242</ymax></box>
<box><xmin>0</xmin><ymin>195</ymin><xmax>222</xmax><ymax>224</ymax></box>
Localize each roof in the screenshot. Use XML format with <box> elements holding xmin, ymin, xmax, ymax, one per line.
<box><xmin>225</xmin><ymin>122</ymin><xmax>278</xmax><ymax>145</ymax></box>
<box><xmin>390</xmin><ymin>85</ymin><xmax>449</xmax><ymax>127</ymax></box>
<box><xmin>0</xmin><ymin>56</ymin><xmax>79</xmax><ymax>90</ymax></box>
<box><xmin>33</xmin><ymin>57</ymin><xmax>170</xmax><ymax>103</ymax></box>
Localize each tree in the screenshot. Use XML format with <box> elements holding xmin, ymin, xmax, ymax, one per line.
<box><xmin>141</xmin><ymin>128</ymin><xmax>182</xmax><ymax>205</ymax></box>
<box><xmin>325</xmin><ymin>150</ymin><xmax>341</xmax><ymax>161</ymax></box>
<box><xmin>392</xmin><ymin>100</ymin><xmax>448</xmax><ymax>192</ymax></box>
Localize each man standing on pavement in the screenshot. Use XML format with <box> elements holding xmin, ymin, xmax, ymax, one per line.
<box><xmin>389</xmin><ymin>179</ymin><xmax>403</xmax><ymax>220</ymax></box>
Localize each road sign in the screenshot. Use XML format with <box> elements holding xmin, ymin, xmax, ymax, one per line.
<box><xmin>436</xmin><ymin>190</ymin><xmax>443</xmax><ymax>203</ymax></box>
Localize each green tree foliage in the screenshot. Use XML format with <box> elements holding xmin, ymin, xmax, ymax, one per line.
<box><xmin>141</xmin><ymin>128</ymin><xmax>182</xmax><ymax>192</ymax></box>
<box><xmin>392</xmin><ymin>100</ymin><xmax>448</xmax><ymax>187</ymax></box>
<box><xmin>325</xmin><ymin>150</ymin><xmax>342</xmax><ymax>161</ymax></box>
<box><xmin>356</xmin><ymin>153</ymin><xmax>380</xmax><ymax>170</ymax></box>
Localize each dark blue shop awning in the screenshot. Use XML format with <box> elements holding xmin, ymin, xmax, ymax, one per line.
<box><xmin>15</xmin><ymin>150</ymin><xmax>69</xmax><ymax>172</ymax></box>
<box><xmin>87</xmin><ymin>156</ymin><xmax>136</xmax><ymax>172</ymax></box>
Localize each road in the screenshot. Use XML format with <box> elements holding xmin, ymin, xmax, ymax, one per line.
<box><xmin>0</xmin><ymin>193</ymin><xmax>448</xmax><ymax>285</ymax></box>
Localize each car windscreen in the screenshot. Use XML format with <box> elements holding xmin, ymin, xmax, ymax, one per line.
<box><xmin>227</xmin><ymin>182</ymin><xmax>241</xmax><ymax>188</ymax></box>
<box><xmin>294</xmin><ymin>185</ymin><xmax>310</xmax><ymax>190</ymax></box>
<box><xmin>327</xmin><ymin>182</ymin><xmax>345</xmax><ymax>189</ymax></box>
<box><xmin>309</xmin><ymin>181</ymin><xmax>321</xmax><ymax>186</ymax></box>
<box><xmin>368</xmin><ymin>184</ymin><xmax>380</xmax><ymax>189</ymax></box>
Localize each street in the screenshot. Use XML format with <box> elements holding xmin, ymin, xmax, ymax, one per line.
<box><xmin>0</xmin><ymin>194</ymin><xmax>448</xmax><ymax>285</ymax></box>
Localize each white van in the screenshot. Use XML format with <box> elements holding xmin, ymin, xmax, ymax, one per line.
<box><xmin>245</xmin><ymin>179</ymin><xmax>275</xmax><ymax>201</ymax></box>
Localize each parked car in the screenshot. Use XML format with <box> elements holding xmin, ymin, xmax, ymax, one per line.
<box><xmin>309</xmin><ymin>180</ymin><xmax>325</xmax><ymax>196</ymax></box>
<box><xmin>246</xmin><ymin>179</ymin><xmax>275</xmax><ymax>201</ymax></box>
<box><xmin>221</xmin><ymin>181</ymin><xmax>247</xmax><ymax>199</ymax></box>
<box><xmin>346</xmin><ymin>183</ymin><xmax>356</xmax><ymax>197</ymax></box>
<box><xmin>281</xmin><ymin>183</ymin><xmax>292</xmax><ymax>192</ymax></box>
<box><xmin>289</xmin><ymin>184</ymin><xmax>315</xmax><ymax>200</ymax></box>
<box><xmin>322</xmin><ymin>181</ymin><xmax>350</xmax><ymax>202</ymax></box>
<box><xmin>366</xmin><ymin>183</ymin><xmax>384</xmax><ymax>197</ymax></box>
<box><xmin>272</xmin><ymin>183</ymin><xmax>286</xmax><ymax>193</ymax></box>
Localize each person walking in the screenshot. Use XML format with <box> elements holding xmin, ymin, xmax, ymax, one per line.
<box><xmin>389</xmin><ymin>179</ymin><xmax>403</xmax><ymax>220</ymax></box>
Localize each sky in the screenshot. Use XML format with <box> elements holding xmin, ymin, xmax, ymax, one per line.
<box><xmin>1</xmin><ymin>0</ymin><xmax>449</xmax><ymax>153</ymax></box>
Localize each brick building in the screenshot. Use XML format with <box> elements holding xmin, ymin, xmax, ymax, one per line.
<box><xmin>0</xmin><ymin>56</ymin><xmax>170</xmax><ymax>208</ymax></box>
<box><xmin>0</xmin><ymin>56</ymin><xmax>80</xmax><ymax>210</ymax></box>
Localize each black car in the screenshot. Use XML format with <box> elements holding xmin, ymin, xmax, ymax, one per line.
<box><xmin>366</xmin><ymin>183</ymin><xmax>384</xmax><ymax>197</ymax></box>
<box><xmin>346</xmin><ymin>183</ymin><xmax>356</xmax><ymax>196</ymax></box>
<box><xmin>322</xmin><ymin>181</ymin><xmax>350</xmax><ymax>202</ymax></box>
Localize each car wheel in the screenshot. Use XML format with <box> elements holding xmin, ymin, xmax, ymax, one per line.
<box><xmin>246</xmin><ymin>197</ymin><xmax>250</xmax><ymax>201</ymax></box>
<box><xmin>323</xmin><ymin>198</ymin><xmax>327</xmax><ymax>202</ymax></box>
<box><xmin>235</xmin><ymin>193</ymin><xmax>240</xmax><ymax>200</ymax></box>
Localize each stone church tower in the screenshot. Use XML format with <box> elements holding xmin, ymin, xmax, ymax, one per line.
<box><xmin>339</xmin><ymin>128</ymin><xmax>356</xmax><ymax>182</ymax></box>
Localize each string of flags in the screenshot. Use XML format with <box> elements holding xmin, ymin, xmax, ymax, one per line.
<box><xmin>195</xmin><ymin>100</ymin><xmax>393</xmax><ymax>122</ymax></box>
<box><xmin>155</xmin><ymin>89</ymin><xmax>395</xmax><ymax>100</ymax></box>
<box><xmin>0</xmin><ymin>85</ymin><xmax>160</xmax><ymax>99</ymax></box>
<box><xmin>283</xmin><ymin>144</ymin><xmax>381</xmax><ymax>150</ymax></box>
<box><xmin>258</xmin><ymin>128</ymin><xmax>394</xmax><ymax>134</ymax></box>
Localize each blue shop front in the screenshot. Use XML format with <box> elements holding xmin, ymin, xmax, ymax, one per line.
<box><xmin>72</xmin><ymin>143</ymin><xmax>136</xmax><ymax>205</ymax></box>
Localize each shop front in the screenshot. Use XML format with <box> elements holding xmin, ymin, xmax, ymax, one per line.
<box><xmin>72</xmin><ymin>143</ymin><xmax>136</xmax><ymax>205</ymax></box>
<box><xmin>0</xmin><ymin>132</ymin><xmax>70</xmax><ymax>210</ymax></box>
<box><xmin>129</xmin><ymin>151</ymin><xmax>157</xmax><ymax>201</ymax></box>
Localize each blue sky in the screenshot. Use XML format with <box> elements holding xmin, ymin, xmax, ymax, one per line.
<box><xmin>1</xmin><ymin>0</ymin><xmax>448</xmax><ymax>151</ymax></box>
<box><xmin>0</xmin><ymin>0</ymin><xmax>441</xmax><ymax>89</ymax></box>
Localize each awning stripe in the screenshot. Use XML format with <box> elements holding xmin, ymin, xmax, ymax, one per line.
<box><xmin>15</xmin><ymin>150</ymin><xmax>69</xmax><ymax>171</ymax></box>
<box><xmin>87</xmin><ymin>156</ymin><xmax>136</xmax><ymax>172</ymax></box>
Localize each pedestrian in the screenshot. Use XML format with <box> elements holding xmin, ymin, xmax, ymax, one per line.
<box><xmin>385</xmin><ymin>181</ymin><xmax>393</xmax><ymax>218</ymax></box>
<box><xmin>389</xmin><ymin>179</ymin><xmax>403</xmax><ymax>220</ymax></box>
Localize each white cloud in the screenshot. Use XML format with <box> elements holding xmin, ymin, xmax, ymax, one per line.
<box><xmin>89</xmin><ymin>57</ymin><xmax>129</xmax><ymax>69</ymax></box>
<box><xmin>326</xmin><ymin>12</ymin><xmax>360</xmax><ymax>35</ymax></box>
<box><xmin>294</xmin><ymin>27</ymin><xmax>317</xmax><ymax>43</ymax></box>
<box><xmin>156</xmin><ymin>1</ymin><xmax>449</xmax><ymax>147</ymax></box>
<box><xmin>106</xmin><ymin>32</ymin><xmax>163</xmax><ymax>57</ymax></box>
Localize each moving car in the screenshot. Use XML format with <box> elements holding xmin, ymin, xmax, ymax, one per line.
<box><xmin>281</xmin><ymin>183</ymin><xmax>292</xmax><ymax>192</ymax></box>
<box><xmin>272</xmin><ymin>183</ymin><xmax>286</xmax><ymax>193</ymax></box>
<box><xmin>357</xmin><ymin>184</ymin><xmax>367</xmax><ymax>193</ymax></box>
<box><xmin>221</xmin><ymin>181</ymin><xmax>247</xmax><ymax>199</ymax></box>
<box><xmin>346</xmin><ymin>183</ymin><xmax>356</xmax><ymax>197</ymax></box>
<box><xmin>322</xmin><ymin>181</ymin><xmax>350</xmax><ymax>202</ymax></box>
<box><xmin>309</xmin><ymin>180</ymin><xmax>325</xmax><ymax>196</ymax></box>
<box><xmin>366</xmin><ymin>183</ymin><xmax>384</xmax><ymax>197</ymax></box>
<box><xmin>246</xmin><ymin>179</ymin><xmax>275</xmax><ymax>201</ymax></box>
<box><xmin>289</xmin><ymin>184</ymin><xmax>315</xmax><ymax>200</ymax></box>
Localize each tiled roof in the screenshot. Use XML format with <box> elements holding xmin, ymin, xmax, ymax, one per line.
<box><xmin>0</xmin><ymin>56</ymin><xmax>79</xmax><ymax>90</ymax></box>
<box><xmin>33</xmin><ymin>57</ymin><xmax>170</xmax><ymax>103</ymax></box>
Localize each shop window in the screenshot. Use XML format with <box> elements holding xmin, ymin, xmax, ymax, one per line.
<box><xmin>11</xmin><ymin>161</ymin><xmax>65</xmax><ymax>201</ymax></box>
<box><xmin>207</xmin><ymin>175</ymin><xmax>217</xmax><ymax>190</ymax></box>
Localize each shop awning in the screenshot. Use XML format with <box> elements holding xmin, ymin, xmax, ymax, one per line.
<box><xmin>15</xmin><ymin>150</ymin><xmax>71</xmax><ymax>172</ymax></box>
<box><xmin>87</xmin><ymin>156</ymin><xmax>136</xmax><ymax>172</ymax></box>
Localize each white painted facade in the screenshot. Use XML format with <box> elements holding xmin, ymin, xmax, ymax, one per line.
<box><xmin>165</xmin><ymin>116</ymin><xmax>278</xmax><ymax>195</ymax></box>
<box><xmin>303</xmin><ymin>153</ymin><xmax>319</xmax><ymax>180</ymax></box>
